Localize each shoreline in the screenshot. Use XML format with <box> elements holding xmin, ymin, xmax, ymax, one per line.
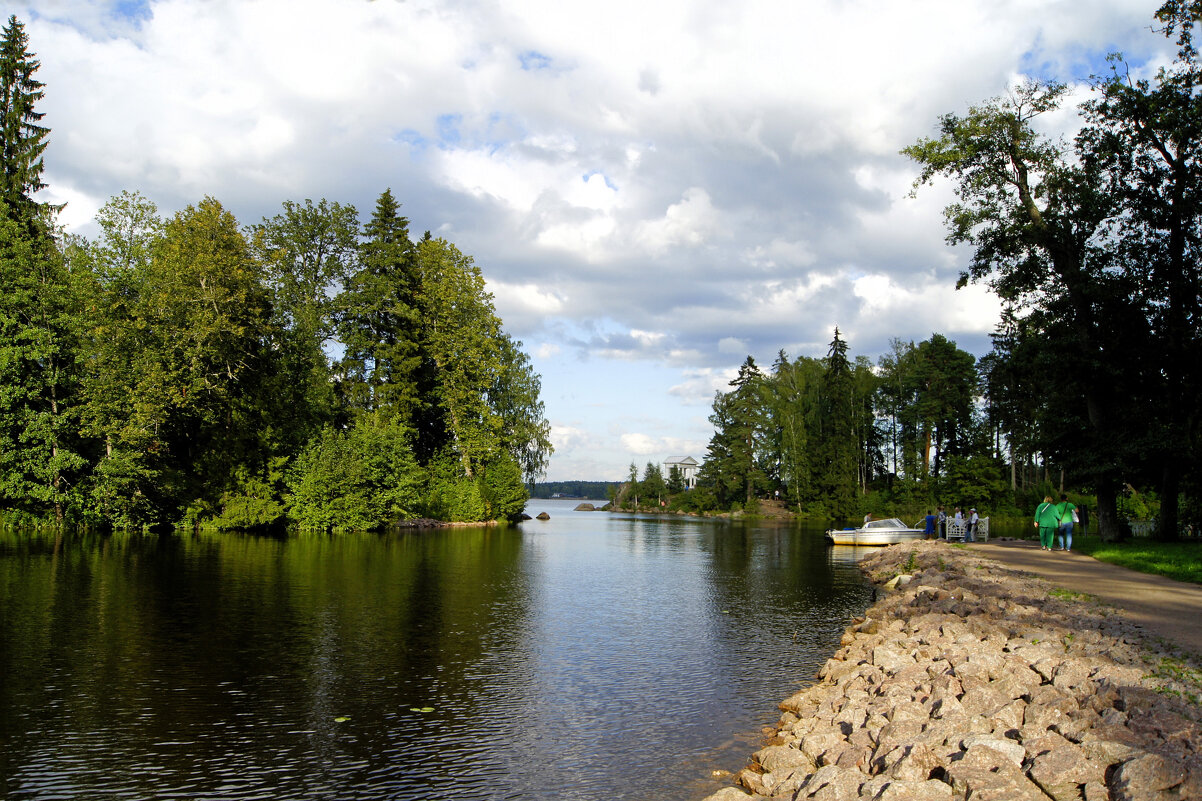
<box><xmin>702</xmin><ymin>540</ymin><xmax>1202</xmax><ymax>800</ymax></box>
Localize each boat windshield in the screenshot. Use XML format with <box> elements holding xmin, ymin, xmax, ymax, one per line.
<box><xmin>865</xmin><ymin>518</ymin><xmax>906</xmax><ymax>529</ymax></box>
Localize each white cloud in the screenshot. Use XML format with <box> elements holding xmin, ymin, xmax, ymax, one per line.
<box><xmin>488</xmin><ymin>279</ymin><xmax>567</xmax><ymax>320</ymax></box>
<box><xmin>16</xmin><ymin>0</ymin><xmax>1171</xmax><ymax>480</ymax></box>
<box><xmin>636</xmin><ymin>187</ymin><xmax>720</xmax><ymax>253</ymax></box>
<box><xmin>621</xmin><ymin>433</ymin><xmax>658</xmax><ymax>455</ymax></box>
<box><xmin>718</xmin><ymin>337</ymin><xmax>747</xmax><ymax>354</ymax></box>
<box><xmin>668</xmin><ymin>367</ymin><xmax>737</xmax><ymax>405</ymax></box>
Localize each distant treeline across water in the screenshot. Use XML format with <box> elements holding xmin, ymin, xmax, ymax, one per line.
<box><xmin>529</xmin><ymin>481</ymin><xmax>618</xmax><ymax>500</ymax></box>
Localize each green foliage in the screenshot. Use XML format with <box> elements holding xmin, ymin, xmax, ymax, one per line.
<box><xmin>0</xmin><ymin>205</ymin><xmax>83</xmax><ymax>522</ymax></box>
<box><xmin>939</xmin><ymin>453</ymin><xmax>1008</xmax><ymax>510</ymax></box>
<box><xmin>903</xmin><ymin>14</ymin><xmax>1202</xmax><ymax>540</ymax></box>
<box><xmin>667</xmin><ymin>487</ymin><xmax>714</xmax><ymax>513</ymax></box>
<box><xmin>286</xmin><ymin>415</ymin><xmax>422</xmax><ymax>531</ymax></box>
<box><xmin>817</xmin><ymin>329</ymin><xmax>860</xmax><ymax>517</ymax></box>
<box><xmin>639</xmin><ymin>461</ymin><xmax>668</xmax><ymax>504</ymax></box>
<box><xmin>666</xmin><ymin>465</ymin><xmax>685</xmax><ymax>494</ymax></box>
<box><xmin>702</xmin><ymin>356</ymin><xmax>769</xmax><ymax>508</ymax></box>
<box><xmin>0</xmin><ymin>49</ymin><xmax>550</xmax><ymax>532</ymax></box>
<box><xmin>421</xmin><ymin>451</ymin><xmax>486</xmax><ymax>523</ymax></box>
<box><xmin>477</xmin><ymin>454</ymin><xmax>529</xmax><ymax>521</ymax></box>
<box><xmin>1117</xmin><ymin>487</ymin><xmax>1158</xmax><ymax>521</ymax></box>
<box><xmin>215</xmin><ymin>460</ymin><xmax>288</xmax><ymax>531</ymax></box>
<box><xmin>0</xmin><ymin>15</ymin><xmax>52</xmax><ymax>230</ymax></box>
<box><xmin>335</xmin><ymin>189</ymin><xmax>421</xmax><ymax>424</ymax></box>
<box><xmin>491</xmin><ymin>335</ymin><xmax>553</xmax><ymax>486</ymax></box>
<box><xmin>252</xmin><ymin>197</ymin><xmax>358</xmax><ymax>449</ymax></box>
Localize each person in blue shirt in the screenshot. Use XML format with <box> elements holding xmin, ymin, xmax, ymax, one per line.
<box><xmin>924</xmin><ymin>510</ymin><xmax>936</xmax><ymax>539</ymax></box>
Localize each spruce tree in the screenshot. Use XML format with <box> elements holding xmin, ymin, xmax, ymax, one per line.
<box><xmin>819</xmin><ymin>329</ymin><xmax>858</xmax><ymax>517</ymax></box>
<box><xmin>337</xmin><ymin>189</ymin><xmax>424</xmax><ymax>427</ymax></box>
<box><xmin>0</xmin><ymin>15</ymin><xmax>51</xmax><ymax>230</ymax></box>
<box><xmin>0</xmin><ymin>16</ymin><xmax>81</xmax><ymax>524</ymax></box>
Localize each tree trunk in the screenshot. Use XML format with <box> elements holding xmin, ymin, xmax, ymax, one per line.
<box><xmin>1010</xmin><ymin>443</ymin><xmax>1016</xmax><ymax>491</ymax></box>
<box><xmin>1096</xmin><ymin>481</ymin><xmax>1124</xmax><ymax>542</ymax></box>
<box><xmin>51</xmin><ymin>377</ymin><xmax>62</xmax><ymax>525</ymax></box>
<box><xmin>1157</xmin><ymin>464</ymin><xmax>1180</xmax><ymax>542</ymax></box>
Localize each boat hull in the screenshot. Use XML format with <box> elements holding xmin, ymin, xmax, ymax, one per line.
<box><xmin>823</xmin><ymin>528</ymin><xmax>926</xmax><ymax>546</ymax></box>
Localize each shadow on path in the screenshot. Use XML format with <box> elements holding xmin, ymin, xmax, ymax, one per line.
<box><xmin>972</xmin><ymin>539</ymin><xmax>1202</xmax><ymax>654</ymax></box>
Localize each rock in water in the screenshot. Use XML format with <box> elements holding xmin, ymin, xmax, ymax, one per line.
<box><xmin>536</xmin><ymin>512</ymin><xmax>550</xmax><ymax>520</ymax></box>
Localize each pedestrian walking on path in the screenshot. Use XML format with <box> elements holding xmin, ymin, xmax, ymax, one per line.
<box><xmin>1057</xmin><ymin>493</ymin><xmax>1077</xmax><ymax>552</ymax></box>
<box><xmin>1034</xmin><ymin>495</ymin><xmax>1059</xmax><ymax>551</ymax></box>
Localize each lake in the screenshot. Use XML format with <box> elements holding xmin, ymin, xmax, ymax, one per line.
<box><xmin>0</xmin><ymin>500</ymin><xmax>875</xmax><ymax>800</ymax></box>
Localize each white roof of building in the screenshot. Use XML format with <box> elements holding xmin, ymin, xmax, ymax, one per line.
<box><xmin>663</xmin><ymin>456</ymin><xmax>699</xmax><ymax>465</ymax></box>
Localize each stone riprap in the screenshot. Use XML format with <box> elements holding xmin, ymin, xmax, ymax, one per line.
<box><xmin>703</xmin><ymin>540</ymin><xmax>1202</xmax><ymax>801</ymax></box>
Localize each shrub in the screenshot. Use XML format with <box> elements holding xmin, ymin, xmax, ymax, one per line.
<box><xmin>286</xmin><ymin>414</ymin><xmax>422</xmax><ymax>531</ymax></box>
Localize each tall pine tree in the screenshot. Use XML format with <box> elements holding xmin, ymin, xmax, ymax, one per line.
<box><xmin>0</xmin><ymin>15</ymin><xmax>51</xmax><ymax>231</ymax></box>
<box><xmin>336</xmin><ymin>189</ymin><xmax>424</xmax><ymax>427</ymax></box>
<box><xmin>0</xmin><ymin>16</ymin><xmax>81</xmax><ymax>523</ymax></box>
<box><xmin>819</xmin><ymin>329</ymin><xmax>858</xmax><ymax>518</ymax></box>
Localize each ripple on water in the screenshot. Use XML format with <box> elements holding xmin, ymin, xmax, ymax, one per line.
<box><xmin>0</xmin><ymin>516</ymin><xmax>872</xmax><ymax>800</ymax></box>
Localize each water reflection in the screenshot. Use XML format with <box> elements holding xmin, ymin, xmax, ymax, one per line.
<box><xmin>0</xmin><ymin>503</ymin><xmax>874</xmax><ymax>800</ymax></box>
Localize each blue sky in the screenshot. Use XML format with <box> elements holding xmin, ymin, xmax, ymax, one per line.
<box><xmin>10</xmin><ymin>0</ymin><xmax>1172</xmax><ymax>480</ymax></box>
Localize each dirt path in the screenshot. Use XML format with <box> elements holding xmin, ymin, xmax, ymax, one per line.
<box><xmin>971</xmin><ymin>539</ymin><xmax>1202</xmax><ymax>655</ymax></box>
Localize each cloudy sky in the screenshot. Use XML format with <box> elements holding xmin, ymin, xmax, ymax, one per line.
<box><xmin>13</xmin><ymin>0</ymin><xmax>1171</xmax><ymax>481</ymax></box>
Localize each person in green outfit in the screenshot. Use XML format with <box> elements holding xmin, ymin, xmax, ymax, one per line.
<box><xmin>1034</xmin><ymin>495</ymin><xmax>1059</xmax><ymax>551</ymax></box>
<box><xmin>1057</xmin><ymin>493</ymin><xmax>1077</xmax><ymax>552</ymax></box>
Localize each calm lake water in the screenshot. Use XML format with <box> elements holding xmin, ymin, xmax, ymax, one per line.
<box><xmin>0</xmin><ymin>500</ymin><xmax>875</xmax><ymax>800</ymax></box>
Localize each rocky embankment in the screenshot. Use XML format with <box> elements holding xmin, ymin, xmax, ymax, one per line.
<box><xmin>704</xmin><ymin>540</ymin><xmax>1202</xmax><ymax>801</ymax></box>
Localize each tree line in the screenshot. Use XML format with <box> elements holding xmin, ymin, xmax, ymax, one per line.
<box><xmin>906</xmin><ymin>0</ymin><xmax>1202</xmax><ymax>541</ymax></box>
<box><xmin>689</xmin><ymin>2</ymin><xmax>1202</xmax><ymax>541</ymax></box>
<box><xmin>675</xmin><ymin>330</ymin><xmax>1009</xmax><ymax>521</ymax></box>
<box><xmin>0</xmin><ymin>15</ymin><xmax>551</xmax><ymax>532</ymax></box>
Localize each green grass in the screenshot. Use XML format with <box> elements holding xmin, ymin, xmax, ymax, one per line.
<box><xmin>1074</xmin><ymin>537</ymin><xmax>1202</xmax><ymax>585</ymax></box>
<box><xmin>1149</xmin><ymin>656</ymin><xmax>1202</xmax><ymax>707</ymax></box>
<box><xmin>1049</xmin><ymin>587</ymin><xmax>1097</xmax><ymax>603</ymax></box>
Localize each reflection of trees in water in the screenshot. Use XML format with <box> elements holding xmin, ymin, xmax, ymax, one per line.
<box><xmin>0</xmin><ymin>520</ymin><xmax>874</xmax><ymax>799</ymax></box>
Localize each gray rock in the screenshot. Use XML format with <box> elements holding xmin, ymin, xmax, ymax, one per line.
<box><xmin>946</xmin><ymin>745</ymin><xmax>1046</xmax><ymax>800</ymax></box>
<box><xmin>1027</xmin><ymin>744</ymin><xmax>1105</xmax><ymax>801</ymax></box>
<box><xmin>800</xmin><ymin>730</ymin><xmax>844</xmax><ymax>764</ymax></box>
<box><xmin>755</xmin><ymin>744</ymin><xmax>814</xmax><ymax>775</ymax></box>
<box><xmin>885</xmin><ymin>743</ymin><xmax>945</xmax><ymax>782</ymax></box>
<box><xmin>959</xmin><ymin>735</ymin><xmax>1024</xmax><ymax>765</ymax></box>
<box><xmin>871</xmin><ymin>779</ymin><xmax>954</xmax><ymax>800</ymax></box>
<box><xmin>701</xmin><ymin>788</ymin><xmax>753</xmax><ymax>801</ymax></box>
<box><xmin>796</xmin><ymin>764</ymin><xmax>867</xmax><ymax>800</ymax></box>
<box><xmin>1110</xmin><ymin>753</ymin><xmax>1186</xmax><ymax>799</ymax></box>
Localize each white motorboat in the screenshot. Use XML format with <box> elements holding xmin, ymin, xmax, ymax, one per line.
<box><xmin>824</xmin><ymin>517</ymin><xmax>926</xmax><ymax>546</ymax></box>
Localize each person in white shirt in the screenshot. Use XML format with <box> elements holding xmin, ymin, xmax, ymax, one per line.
<box><xmin>967</xmin><ymin>508</ymin><xmax>979</xmax><ymax>542</ymax></box>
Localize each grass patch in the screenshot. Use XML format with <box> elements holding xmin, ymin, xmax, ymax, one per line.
<box><xmin>1149</xmin><ymin>656</ymin><xmax>1202</xmax><ymax>707</ymax></box>
<box><xmin>1074</xmin><ymin>537</ymin><xmax>1202</xmax><ymax>585</ymax></box>
<box><xmin>1049</xmin><ymin>587</ymin><xmax>1098</xmax><ymax>603</ymax></box>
